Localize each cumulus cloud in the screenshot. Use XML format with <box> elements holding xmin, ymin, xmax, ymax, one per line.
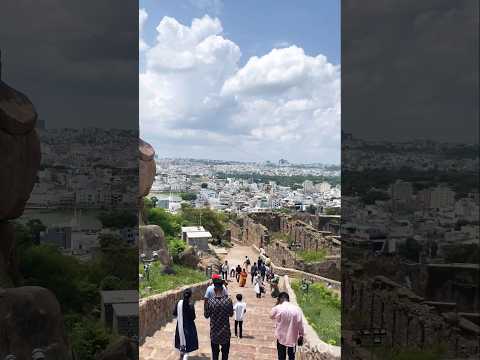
<box><xmin>140</xmin><ymin>16</ymin><xmax>340</xmax><ymax>163</ymax></box>
<box><xmin>139</xmin><ymin>8</ymin><xmax>149</xmax><ymax>51</ymax></box>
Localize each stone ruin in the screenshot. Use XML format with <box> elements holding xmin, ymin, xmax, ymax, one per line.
<box><xmin>0</xmin><ymin>52</ymin><xmax>71</xmax><ymax>358</ymax></box>
<box><xmin>342</xmin><ymin>264</ymin><xmax>480</xmax><ymax>359</ymax></box>
<box><xmin>229</xmin><ymin>212</ymin><xmax>341</xmax><ymax>280</ymax></box>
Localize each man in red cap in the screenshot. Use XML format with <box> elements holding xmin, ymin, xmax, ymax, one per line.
<box><xmin>204</xmin><ymin>274</ymin><xmax>228</xmax><ymax>299</ymax></box>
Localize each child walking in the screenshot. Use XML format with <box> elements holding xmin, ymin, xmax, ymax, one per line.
<box><xmin>233</xmin><ymin>294</ymin><xmax>246</xmax><ymax>338</ymax></box>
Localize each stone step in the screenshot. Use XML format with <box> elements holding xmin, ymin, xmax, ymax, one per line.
<box><xmin>140</xmin><ymin>246</ymin><xmax>281</xmax><ymax>360</ymax></box>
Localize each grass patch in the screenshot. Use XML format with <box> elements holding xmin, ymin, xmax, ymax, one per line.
<box><xmin>296</xmin><ymin>249</ymin><xmax>327</xmax><ymax>262</ymax></box>
<box><xmin>139</xmin><ymin>262</ymin><xmax>206</xmax><ymax>298</ymax></box>
<box><xmin>291</xmin><ymin>280</ymin><xmax>340</xmax><ymax>346</ymax></box>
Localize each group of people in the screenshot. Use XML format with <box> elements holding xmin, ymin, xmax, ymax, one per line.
<box><xmin>172</xmin><ymin>258</ymin><xmax>303</xmax><ymax>360</ymax></box>
<box><xmin>220</xmin><ymin>255</ymin><xmax>280</xmax><ymax>299</ymax></box>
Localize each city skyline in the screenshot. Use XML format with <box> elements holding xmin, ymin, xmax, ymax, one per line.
<box><xmin>139</xmin><ymin>0</ymin><xmax>341</xmax><ymax>164</ymax></box>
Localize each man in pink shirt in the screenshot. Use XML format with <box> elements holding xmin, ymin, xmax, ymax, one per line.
<box><xmin>270</xmin><ymin>292</ymin><xmax>304</xmax><ymax>360</ymax></box>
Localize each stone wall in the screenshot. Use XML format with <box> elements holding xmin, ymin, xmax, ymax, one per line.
<box><xmin>342</xmin><ymin>269</ymin><xmax>480</xmax><ymax>358</ymax></box>
<box><xmin>284</xmin><ymin>275</ymin><xmax>341</xmax><ymax>360</ymax></box>
<box><xmin>280</xmin><ymin>217</ymin><xmax>340</xmax><ymax>254</ymax></box>
<box><xmin>229</xmin><ymin>213</ymin><xmax>341</xmax><ymax>279</ymax></box>
<box><xmin>251</xmin><ymin>244</ymin><xmax>341</xmax><ymax>291</ymax></box>
<box><xmin>139</xmin><ymin>280</ymin><xmax>210</xmax><ymax>344</ymax></box>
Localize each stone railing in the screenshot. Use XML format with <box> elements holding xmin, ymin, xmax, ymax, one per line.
<box><xmin>139</xmin><ymin>280</ymin><xmax>210</xmax><ymax>344</ymax></box>
<box><xmin>284</xmin><ymin>275</ymin><xmax>341</xmax><ymax>360</ymax></box>
<box><xmin>251</xmin><ymin>244</ymin><xmax>341</xmax><ymax>292</ymax></box>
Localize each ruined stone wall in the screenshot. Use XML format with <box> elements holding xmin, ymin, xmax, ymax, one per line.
<box><xmin>342</xmin><ymin>272</ymin><xmax>480</xmax><ymax>358</ymax></box>
<box><xmin>265</xmin><ymin>240</ymin><xmax>297</xmax><ymax>268</ymax></box>
<box><xmin>229</xmin><ymin>214</ymin><xmax>341</xmax><ymax>279</ymax></box>
<box><xmin>280</xmin><ymin>217</ymin><xmax>339</xmax><ymax>254</ymax></box>
<box><xmin>139</xmin><ymin>280</ymin><xmax>210</xmax><ymax>344</ymax></box>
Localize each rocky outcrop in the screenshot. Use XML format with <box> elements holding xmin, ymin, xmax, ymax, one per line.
<box><xmin>139</xmin><ymin>225</ymin><xmax>172</xmax><ymax>265</ymax></box>
<box><xmin>0</xmin><ymin>62</ymin><xmax>41</xmax><ymax>221</ymax></box>
<box><xmin>0</xmin><ymin>286</ymin><xmax>71</xmax><ymax>359</ymax></box>
<box><xmin>139</xmin><ymin>139</ymin><xmax>156</xmax><ymax>225</ymax></box>
<box><xmin>178</xmin><ymin>246</ymin><xmax>200</xmax><ymax>268</ymax></box>
<box><xmin>0</xmin><ymin>53</ymin><xmax>70</xmax><ymax>359</ymax></box>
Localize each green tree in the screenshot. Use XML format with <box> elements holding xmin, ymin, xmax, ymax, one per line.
<box><xmin>26</xmin><ymin>218</ymin><xmax>46</xmax><ymax>245</ymax></box>
<box><xmin>100</xmin><ymin>275</ymin><xmax>123</xmax><ymax>290</ymax></box>
<box><xmin>180</xmin><ymin>205</ymin><xmax>226</xmax><ymax>239</ymax></box>
<box><xmin>148</xmin><ymin>208</ymin><xmax>182</xmax><ymax>237</ymax></box>
<box><xmin>361</xmin><ymin>189</ymin><xmax>390</xmax><ymax>205</ymax></box>
<box><xmin>19</xmin><ymin>244</ymin><xmax>91</xmax><ymax>313</ymax></box>
<box><xmin>98</xmin><ymin>210</ymin><xmax>137</xmax><ymax>229</ymax></box>
<box><xmin>70</xmin><ymin>319</ymin><xmax>112</xmax><ymax>360</ymax></box>
<box><xmin>180</xmin><ymin>192</ymin><xmax>197</xmax><ymax>201</ymax></box>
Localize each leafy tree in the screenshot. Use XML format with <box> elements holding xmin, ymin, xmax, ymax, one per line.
<box><xmin>361</xmin><ymin>189</ymin><xmax>390</xmax><ymax>205</ymax></box>
<box><xmin>70</xmin><ymin>319</ymin><xmax>113</xmax><ymax>360</ymax></box>
<box><xmin>26</xmin><ymin>218</ymin><xmax>46</xmax><ymax>245</ymax></box>
<box><xmin>97</xmin><ymin>234</ymin><xmax>137</xmax><ymax>289</ymax></box>
<box><xmin>180</xmin><ymin>205</ymin><xmax>226</xmax><ymax>239</ymax></box>
<box><xmin>13</xmin><ymin>221</ymin><xmax>34</xmax><ymax>256</ymax></box>
<box><xmin>98</xmin><ymin>210</ymin><xmax>137</xmax><ymax>229</ymax></box>
<box><xmin>180</xmin><ymin>192</ymin><xmax>197</xmax><ymax>201</ymax></box>
<box><xmin>100</xmin><ymin>275</ymin><xmax>123</xmax><ymax>290</ymax></box>
<box><xmin>148</xmin><ymin>208</ymin><xmax>182</xmax><ymax>237</ymax></box>
<box><xmin>19</xmin><ymin>244</ymin><xmax>91</xmax><ymax>313</ymax></box>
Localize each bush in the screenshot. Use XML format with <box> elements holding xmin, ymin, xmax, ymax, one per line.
<box><xmin>148</xmin><ymin>208</ymin><xmax>182</xmax><ymax>237</ymax></box>
<box><xmin>70</xmin><ymin>318</ymin><xmax>114</xmax><ymax>360</ymax></box>
<box><xmin>167</xmin><ymin>237</ymin><xmax>187</xmax><ymax>262</ymax></box>
<box><xmin>297</xmin><ymin>249</ymin><xmax>327</xmax><ymax>263</ymax></box>
<box><xmin>98</xmin><ymin>210</ymin><xmax>137</xmax><ymax>229</ymax></box>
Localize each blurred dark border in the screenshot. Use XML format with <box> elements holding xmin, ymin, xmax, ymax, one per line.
<box><xmin>1</xmin><ymin>1</ymin><xmax>139</xmax><ymax>359</ymax></box>
<box><xmin>341</xmin><ymin>0</ymin><xmax>479</xmax><ymax>359</ymax></box>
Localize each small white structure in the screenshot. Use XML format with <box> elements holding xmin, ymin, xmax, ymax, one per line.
<box><xmin>181</xmin><ymin>226</ymin><xmax>212</xmax><ymax>251</ymax></box>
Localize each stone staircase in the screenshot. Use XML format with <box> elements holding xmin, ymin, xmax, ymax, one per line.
<box><xmin>140</xmin><ymin>246</ymin><xmax>279</xmax><ymax>360</ymax></box>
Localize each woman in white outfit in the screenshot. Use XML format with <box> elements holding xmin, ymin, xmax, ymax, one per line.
<box><xmin>173</xmin><ymin>288</ymin><xmax>199</xmax><ymax>359</ymax></box>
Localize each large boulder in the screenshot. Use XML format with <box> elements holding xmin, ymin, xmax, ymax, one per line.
<box><xmin>139</xmin><ymin>225</ymin><xmax>171</xmax><ymax>265</ymax></box>
<box><xmin>0</xmin><ymin>286</ymin><xmax>71</xmax><ymax>360</ymax></box>
<box><xmin>178</xmin><ymin>246</ymin><xmax>200</xmax><ymax>268</ymax></box>
<box><xmin>138</xmin><ymin>139</ymin><xmax>156</xmax><ymax>225</ymax></box>
<box><xmin>139</xmin><ymin>139</ymin><xmax>155</xmax><ymax>199</ymax></box>
<box><xmin>0</xmin><ymin>57</ymin><xmax>41</xmax><ymax>221</ymax></box>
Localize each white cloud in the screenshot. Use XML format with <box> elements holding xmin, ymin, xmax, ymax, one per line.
<box><xmin>140</xmin><ymin>16</ymin><xmax>340</xmax><ymax>163</ymax></box>
<box><xmin>139</xmin><ymin>8</ymin><xmax>149</xmax><ymax>52</ymax></box>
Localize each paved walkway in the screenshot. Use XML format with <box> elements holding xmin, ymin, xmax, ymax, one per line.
<box><xmin>140</xmin><ymin>245</ymin><xmax>279</xmax><ymax>360</ymax></box>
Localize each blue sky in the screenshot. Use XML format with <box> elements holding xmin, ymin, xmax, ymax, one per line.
<box><xmin>140</xmin><ymin>0</ymin><xmax>340</xmax><ymax>68</ymax></box>
<box><xmin>139</xmin><ymin>0</ymin><xmax>340</xmax><ymax>164</ymax></box>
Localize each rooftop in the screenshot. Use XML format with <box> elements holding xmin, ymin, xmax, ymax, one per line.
<box><xmin>100</xmin><ymin>290</ymin><xmax>138</xmax><ymax>304</ymax></box>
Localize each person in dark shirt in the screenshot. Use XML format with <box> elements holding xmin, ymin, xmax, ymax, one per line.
<box><xmin>235</xmin><ymin>264</ymin><xmax>242</xmax><ymax>282</ymax></box>
<box><xmin>250</xmin><ymin>262</ymin><xmax>258</xmax><ymax>284</ymax></box>
<box><xmin>204</xmin><ymin>278</ymin><xmax>234</xmax><ymax>360</ymax></box>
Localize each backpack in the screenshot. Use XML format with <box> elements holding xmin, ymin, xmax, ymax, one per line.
<box><xmin>246</xmin><ymin>258</ymin><xmax>251</xmax><ymax>265</ymax></box>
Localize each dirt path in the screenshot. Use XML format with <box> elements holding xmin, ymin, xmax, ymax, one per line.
<box><xmin>140</xmin><ymin>245</ymin><xmax>279</xmax><ymax>360</ymax></box>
